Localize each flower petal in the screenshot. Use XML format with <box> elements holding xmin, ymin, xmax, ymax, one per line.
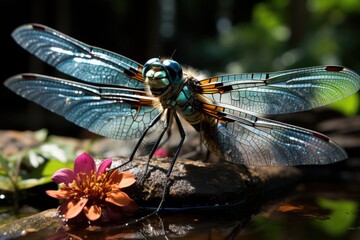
<box><xmin>74</xmin><ymin>152</ymin><xmax>96</xmax><ymax>176</ymax></box>
<box><xmin>118</xmin><ymin>172</ymin><xmax>137</xmax><ymax>189</ymax></box>
<box><xmin>59</xmin><ymin>197</ymin><xmax>88</xmax><ymax>219</ymax></box>
<box><xmin>106</xmin><ymin>190</ymin><xmax>132</xmax><ymax>207</ymax></box>
<box><xmin>46</xmin><ymin>189</ymin><xmax>71</xmax><ymax>199</ymax></box>
<box><xmin>51</xmin><ymin>168</ymin><xmax>76</xmax><ymax>185</ymax></box>
<box><xmin>97</xmin><ymin>159</ymin><xmax>112</xmax><ymax>174</ymax></box>
<box><xmin>83</xmin><ymin>205</ymin><xmax>102</xmax><ymax>221</ymax></box>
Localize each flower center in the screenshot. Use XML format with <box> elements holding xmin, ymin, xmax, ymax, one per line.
<box><xmin>70</xmin><ymin>171</ymin><xmax>113</xmax><ymax>204</ymax></box>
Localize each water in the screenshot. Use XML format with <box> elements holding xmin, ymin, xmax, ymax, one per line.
<box><xmin>10</xmin><ymin>180</ymin><xmax>359</xmax><ymax>240</ymax></box>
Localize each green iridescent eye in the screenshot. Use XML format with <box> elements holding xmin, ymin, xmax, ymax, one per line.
<box><xmin>145</xmin><ymin>69</ymin><xmax>155</xmax><ymax>78</ymax></box>
<box><xmin>151</xmin><ymin>77</ymin><xmax>169</xmax><ymax>88</ymax></box>
<box><xmin>146</xmin><ymin>69</ymin><xmax>170</xmax><ymax>88</ymax></box>
<box><xmin>154</xmin><ymin>71</ymin><xmax>167</xmax><ymax>79</ymax></box>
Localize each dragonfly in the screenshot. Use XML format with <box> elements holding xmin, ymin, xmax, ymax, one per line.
<box><xmin>5</xmin><ymin>23</ymin><xmax>360</xmax><ymax>178</ymax></box>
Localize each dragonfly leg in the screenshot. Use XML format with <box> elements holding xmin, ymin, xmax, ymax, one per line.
<box><xmin>109</xmin><ymin>111</ymin><xmax>164</xmax><ymax>172</ymax></box>
<box><xmin>165</xmin><ymin>112</ymin><xmax>185</xmax><ymax>177</ymax></box>
<box><xmin>157</xmin><ymin>112</ymin><xmax>186</xmax><ymax>211</ymax></box>
<box><xmin>115</xmin><ymin>113</ymin><xmax>185</xmax><ymax>227</ymax></box>
<box><xmin>139</xmin><ymin>111</ymin><xmax>172</xmax><ymax>183</ymax></box>
<box><xmin>157</xmin><ymin>124</ymin><xmax>172</xmax><ymax>149</ymax></box>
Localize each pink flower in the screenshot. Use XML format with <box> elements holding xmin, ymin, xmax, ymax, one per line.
<box><xmin>46</xmin><ymin>152</ymin><xmax>138</xmax><ymax>222</ymax></box>
<box><xmin>154</xmin><ymin>148</ymin><xmax>168</xmax><ymax>158</ymax></box>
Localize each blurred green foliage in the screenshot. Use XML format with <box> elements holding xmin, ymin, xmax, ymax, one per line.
<box><xmin>253</xmin><ymin>215</ymin><xmax>285</xmax><ymax>240</ymax></box>
<box><xmin>199</xmin><ymin>0</ymin><xmax>360</xmax><ymax>115</ymax></box>
<box><xmin>250</xmin><ymin>196</ymin><xmax>359</xmax><ymax>239</ymax></box>
<box><xmin>313</xmin><ymin>197</ymin><xmax>358</xmax><ymax>237</ymax></box>
<box><xmin>0</xmin><ymin>129</ymin><xmax>77</xmax><ymax>193</ymax></box>
<box><xmin>329</xmin><ymin>94</ymin><xmax>360</xmax><ymax>116</ymax></box>
<box><xmin>203</xmin><ymin>0</ymin><xmax>360</xmax><ymax>71</ymax></box>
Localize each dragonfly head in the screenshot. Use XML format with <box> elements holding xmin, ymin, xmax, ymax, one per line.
<box><xmin>143</xmin><ymin>58</ymin><xmax>183</xmax><ymax>96</ymax></box>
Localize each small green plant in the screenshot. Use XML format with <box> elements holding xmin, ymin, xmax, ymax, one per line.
<box><xmin>0</xmin><ymin>129</ymin><xmax>78</xmax><ymax>214</ymax></box>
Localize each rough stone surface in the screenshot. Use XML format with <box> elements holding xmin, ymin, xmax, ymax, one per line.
<box><xmin>104</xmin><ymin>157</ymin><xmax>302</xmax><ymax>209</ymax></box>
<box><xmin>0</xmin><ymin>209</ymin><xmax>59</xmax><ymax>239</ymax></box>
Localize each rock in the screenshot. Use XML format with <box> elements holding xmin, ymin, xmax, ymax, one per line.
<box><xmin>0</xmin><ymin>130</ymin><xmax>301</xmax><ymax>209</ymax></box>
<box><xmin>0</xmin><ymin>209</ymin><xmax>59</xmax><ymax>239</ymax></box>
<box><xmin>102</xmin><ymin>157</ymin><xmax>302</xmax><ymax>209</ymax></box>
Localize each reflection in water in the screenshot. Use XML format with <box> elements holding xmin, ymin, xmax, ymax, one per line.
<box><xmin>16</xmin><ymin>182</ymin><xmax>360</xmax><ymax>239</ymax></box>
<box><xmin>313</xmin><ymin>198</ymin><xmax>358</xmax><ymax>238</ymax></box>
<box><xmin>246</xmin><ymin>182</ymin><xmax>360</xmax><ymax>240</ymax></box>
<box><xmin>40</xmin><ymin>201</ymin><xmax>259</xmax><ymax>239</ymax></box>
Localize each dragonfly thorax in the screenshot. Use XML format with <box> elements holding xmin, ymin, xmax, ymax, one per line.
<box><xmin>142</xmin><ymin>58</ymin><xmax>183</xmax><ymax>97</ymax></box>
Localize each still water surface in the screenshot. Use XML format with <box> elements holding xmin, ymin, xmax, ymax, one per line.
<box><xmin>21</xmin><ymin>180</ymin><xmax>359</xmax><ymax>240</ymax></box>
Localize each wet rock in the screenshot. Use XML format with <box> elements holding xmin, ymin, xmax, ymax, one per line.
<box><xmin>104</xmin><ymin>157</ymin><xmax>302</xmax><ymax>209</ymax></box>
<box><xmin>0</xmin><ymin>209</ymin><xmax>59</xmax><ymax>239</ymax></box>
<box><xmin>0</xmin><ymin>130</ymin><xmax>301</xmax><ymax>208</ymax></box>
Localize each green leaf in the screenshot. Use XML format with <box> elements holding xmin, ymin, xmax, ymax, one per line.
<box><xmin>27</xmin><ymin>150</ymin><xmax>45</xmax><ymax>168</ymax></box>
<box><xmin>0</xmin><ymin>174</ymin><xmax>16</xmax><ymax>191</ymax></box>
<box><xmin>38</xmin><ymin>143</ymin><xmax>67</xmax><ymax>162</ymax></box>
<box><xmin>313</xmin><ymin>197</ymin><xmax>358</xmax><ymax>237</ymax></box>
<box><xmin>41</xmin><ymin>159</ymin><xmax>73</xmax><ymax>177</ymax></box>
<box><xmin>0</xmin><ymin>155</ymin><xmax>10</xmax><ymax>173</ymax></box>
<box><xmin>328</xmin><ymin>93</ymin><xmax>360</xmax><ymax>116</ymax></box>
<box><xmin>253</xmin><ymin>215</ymin><xmax>285</xmax><ymax>240</ymax></box>
<box><xmin>0</xmin><ymin>155</ymin><xmax>17</xmax><ymax>191</ymax></box>
<box><xmin>17</xmin><ymin>177</ymin><xmax>52</xmax><ymax>190</ymax></box>
<box><xmin>34</xmin><ymin>128</ymin><xmax>48</xmax><ymax>142</ymax></box>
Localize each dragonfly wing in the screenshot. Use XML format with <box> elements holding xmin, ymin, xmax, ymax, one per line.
<box><xmin>198</xmin><ymin>66</ymin><xmax>360</xmax><ymax>114</ymax></box>
<box><xmin>5</xmin><ymin>74</ymin><xmax>161</xmax><ymax>140</ymax></box>
<box><xmin>12</xmin><ymin>23</ymin><xmax>144</xmax><ymax>87</ymax></box>
<box><xmin>199</xmin><ymin>103</ymin><xmax>347</xmax><ymax>166</ymax></box>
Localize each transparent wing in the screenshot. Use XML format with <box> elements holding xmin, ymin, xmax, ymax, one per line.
<box><xmin>12</xmin><ymin>23</ymin><xmax>144</xmax><ymax>88</ymax></box>
<box><xmin>197</xmin><ymin>66</ymin><xmax>360</xmax><ymax>114</ymax></box>
<box><xmin>200</xmin><ymin>103</ymin><xmax>347</xmax><ymax>166</ymax></box>
<box><xmin>5</xmin><ymin>74</ymin><xmax>161</xmax><ymax>140</ymax></box>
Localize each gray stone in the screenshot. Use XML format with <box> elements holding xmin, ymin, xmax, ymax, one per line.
<box><xmin>104</xmin><ymin>157</ymin><xmax>302</xmax><ymax>209</ymax></box>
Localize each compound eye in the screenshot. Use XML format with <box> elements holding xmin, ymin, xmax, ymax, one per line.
<box><xmin>143</xmin><ymin>58</ymin><xmax>161</xmax><ymax>78</ymax></box>
<box><xmin>152</xmin><ymin>77</ymin><xmax>170</xmax><ymax>88</ymax></box>
<box><xmin>145</xmin><ymin>69</ymin><xmax>169</xmax><ymax>89</ymax></box>
<box><xmin>163</xmin><ymin>59</ymin><xmax>182</xmax><ymax>82</ymax></box>
<box><xmin>163</xmin><ymin>59</ymin><xmax>180</xmax><ymax>71</ymax></box>
<box><xmin>145</xmin><ymin>58</ymin><xmax>160</xmax><ymax>66</ymax></box>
